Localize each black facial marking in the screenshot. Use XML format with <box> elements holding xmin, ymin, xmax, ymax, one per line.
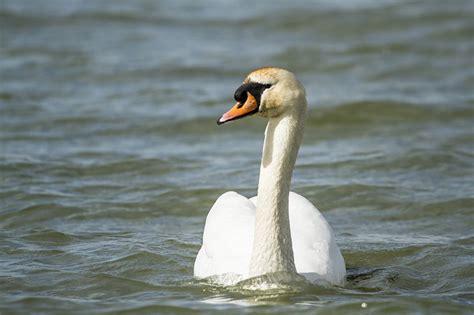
<box><xmin>217</xmin><ymin>82</ymin><xmax>272</xmax><ymax>125</ymax></box>
<box><xmin>234</xmin><ymin>82</ymin><xmax>272</xmax><ymax>108</ymax></box>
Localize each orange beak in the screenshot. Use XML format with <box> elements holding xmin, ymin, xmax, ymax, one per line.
<box><xmin>217</xmin><ymin>92</ymin><xmax>258</xmax><ymax>125</ymax></box>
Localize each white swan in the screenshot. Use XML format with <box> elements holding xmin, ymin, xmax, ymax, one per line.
<box><xmin>194</xmin><ymin>67</ymin><xmax>346</xmax><ymax>286</ymax></box>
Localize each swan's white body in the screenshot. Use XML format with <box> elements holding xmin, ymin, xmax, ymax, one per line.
<box><xmin>195</xmin><ymin>191</ymin><xmax>346</xmax><ymax>285</ymax></box>
<box><xmin>194</xmin><ymin>68</ymin><xmax>346</xmax><ymax>286</ymax></box>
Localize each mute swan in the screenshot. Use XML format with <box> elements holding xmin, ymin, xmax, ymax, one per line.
<box><xmin>194</xmin><ymin>67</ymin><xmax>346</xmax><ymax>286</ymax></box>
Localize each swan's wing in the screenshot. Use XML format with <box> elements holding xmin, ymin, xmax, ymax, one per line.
<box><xmin>194</xmin><ymin>191</ymin><xmax>255</xmax><ymax>279</ymax></box>
<box><xmin>249</xmin><ymin>192</ymin><xmax>346</xmax><ymax>285</ymax></box>
<box><xmin>288</xmin><ymin>192</ymin><xmax>346</xmax><ymax>285</ymax></box>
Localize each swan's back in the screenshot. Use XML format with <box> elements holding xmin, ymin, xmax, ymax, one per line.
<box><xmin>194</xmin><ymin>191</ymin><xmax>346</xmax><ymax>285</ymax></box>
<box><xmin>194</xmin><ymin>192</ymin><xmax>255</xmax><ymax>279</ymax></box>
<box><xmin>286</xmin><ymin>192</ymin><xmax>346</xmax><ymax>285</ymax></box>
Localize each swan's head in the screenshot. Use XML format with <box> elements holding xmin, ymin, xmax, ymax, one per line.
<box><xmin>217</xmin><ymin>67</ymin><xmax>306</xmax><ymax>125</ymax></box>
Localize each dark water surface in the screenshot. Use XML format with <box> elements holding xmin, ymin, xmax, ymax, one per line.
<box><xmin>1</xmin><ymin>0</ymin><xmax>473</xmax><ymax>314</ymax></box>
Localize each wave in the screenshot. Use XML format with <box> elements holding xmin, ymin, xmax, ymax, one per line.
<box><xmin>307</xmin><ymin>101</ymin><xmax>473</xmax><ymax>128</ymax></box>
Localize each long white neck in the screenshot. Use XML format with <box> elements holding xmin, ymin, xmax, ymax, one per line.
<box><xmin>249</xmin><ymin>103</ymin><xmax>306</xmax><ymax>278</ymax></box>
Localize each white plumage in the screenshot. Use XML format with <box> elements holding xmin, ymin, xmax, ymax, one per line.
<box><xmin>194</xmin><ymin>67</ymin><xmax>346</xmax><ymax>286</ymax></box>
<box><xmin>195</xmin><ymin>191</ymin><xmax>346</xmax><ymax>285</ymax></box>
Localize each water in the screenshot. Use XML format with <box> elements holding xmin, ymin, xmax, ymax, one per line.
<box><xmin>1</xmin><ymin>0</ymin><xmax>473</xmax><ymax>313</ymax></box>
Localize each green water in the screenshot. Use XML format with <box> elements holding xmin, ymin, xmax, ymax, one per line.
<box><xmin>1</xmin><ymin>0</ymin><xmax>473</xmax><ymax>314</ymax></box>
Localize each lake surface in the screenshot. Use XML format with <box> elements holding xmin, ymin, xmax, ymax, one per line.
<box><xmin>1</xmin><ymin>0</ymin><xmax>473</xmax><ymax>314</ymax></box>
